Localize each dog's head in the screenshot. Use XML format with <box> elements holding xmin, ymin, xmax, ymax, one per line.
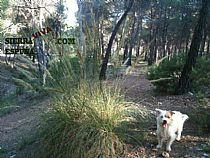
<box><xmin>155</xmin><ymin>108</ymin><xmax>174</xmax><ymax>128</ymax></box>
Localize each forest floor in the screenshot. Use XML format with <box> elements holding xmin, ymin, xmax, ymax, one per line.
<box><xmin>110</xmin><ymin>64</ymin><xmax>210</xmax><ymax>158</ymax></box>
<box><xmin>0</xmin><ymin>62</ymin><xmax>209</xmax><ymax>158</ymax></box>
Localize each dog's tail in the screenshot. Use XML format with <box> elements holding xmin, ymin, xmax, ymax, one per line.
<box><xmin>182</xmin><ymin>114</ymin><xmax>189</xmax><ymax>122</ymax></box>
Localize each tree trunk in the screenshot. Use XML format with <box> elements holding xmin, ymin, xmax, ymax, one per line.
<box><xmin>99</xmin><ymin>0</ymin><xmax>134</xmax><ymax>80</ymax></box>
<box><xmin>127</xmin><ymin>46</ymin><xmax>132</xmax><ymax>66</ymax></box>
<box><xmin>162</xmin><ymin>5</ymin><xmax>168</xmax><ymax>57</ymax></box>
<box><xmin>99</xmin><ymin>22</ymin><xmax>105</xmax><ymax>59</ymax></box>
<box><xmin>199</xmin><ymin>23</ymin><xmax>207</xmax><ymax>54</ymax></box>
<box><xmin>185</xmin><ymin>35</ymin><xmax>190</xmax><ymax>54</ymax></box>
<box><xmin>207</xmin><ymin>36</ymin><xmax>210</xmax><ymax>58</ymax></box>
<box><xmin>127</xmin><ymin>12</ymin><xmax>137</xmax><ymax>66</ymax></box>
<box><xmin>176</xmin><ymin>0</ymin><xmax>209</xmax><ymax>94</ymax></box>
<box><xmin>153</xmin><ymin>27</ymin><xmax>158</xmax><ymax>63</ymax></box>
<box><xmin>148</xmin><ymin>6</ymin><xmax>154</xmax><ymax>65</ymax></box>
<box><xmin>123</xmin><ymin>43</ymin><xmax>128</xmax><ymax>64</ymax></box>
<box><xmin>136</xmin><ymin>46</ymin><xmax>140</xmax><ymax>57</ymax></box>
<box><xmin>144</xmin><ymin>50</ymin><xmax>148</xmax><ymax>61</ymax></box>
<box><xmin>78</xmin><ymin>1</ymin><xmax>84</xmax><ymax>54</ymax></box>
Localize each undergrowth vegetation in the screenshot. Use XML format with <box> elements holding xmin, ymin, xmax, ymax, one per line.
<box><xmin>191</xmin><ymin>57</ymin><xmax>210</xmax><ymax>98</ymax></box>
<box><xmin>148</xmin><ymin>54</ymin><xmax>210</xmax><ymax>97</ymax></box>
<box><xmin>0</xmin><ymin>93</ymin><xmax>18</xmax><ymax>116</ymax></box>
<box><xmin>147</xmin><ymin>54</ymin><xmax>186</xmax><ymax>94</ymax></box>
<box><xmin>15</xmin><ymin>55</ymin><xmax>150</xmax><ymax>158</ymax></box>
<box><xmin>190</xmin><ymin>106</ymin><xmax>210</xmax><ymax>135</ymax></box>
<box><xmin>36</xmin><ymin>82</ymin><xmax>149</xmax><ymax>158</ymax></box>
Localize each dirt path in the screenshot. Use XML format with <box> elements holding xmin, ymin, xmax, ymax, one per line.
<box><xmin>0</xmin><ymin>98</ymin><xmax>50</xmax><ymax>158</ymax></box>
<box><xmin>113</xmin><ymin>65</ymin><xmax>210</xmax><ymax>158</ymax></box>
<box><xmin>0</xmin><ymin>62</ymin><xmax>50</xmax><ymax>158</ymax></box>
<box><xmin>0</xmin><ymin>63</ymin><xmax>209</xmax><ymax>158</ymax></box>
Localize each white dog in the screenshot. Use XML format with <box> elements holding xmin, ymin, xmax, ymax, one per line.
<box><xmin>155</xmin><ymin>108</ymin><xmax>189</xmax><ymax>152</ymax></box>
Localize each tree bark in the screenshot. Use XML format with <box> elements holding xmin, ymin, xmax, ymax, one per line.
<box><xmin>100</xmin><ymin>23</ymin><xmax>105</xmax><ymax>59</ymax></box>
<box><xmin>185</xmin><ymin>35</ymin><xmax>190</xmax><ymax>54</ymax></box>
<box><xmin>176</xmin><ymin>0</ymin><xmax>209</xmax><ymax>94</ymax></box>
<box><xmin>127</xmin><ymin>12</ymin><xmax>137</xmax><ymax>66</ymax></box>
<box><xmin>199</xmin><ymin>23</ymin><xmax>207</xmax><ymax>54</ymax></box>
<box><xmin>207</xmin><ymin>35</ymin><xmax>210</xmax><ymax>58</ymax></box>
<box><xmin>136</xmin><ymin>46</ymin><xmax>140</xmax><ymax>57</ymax></box>
<box><xmin>123</xmin><ymin>43</ymin><xmax>128</xmax><ymax>64</ymax></box>
<box><xmin>207</xmin><ymin>39</ymin><xmax>210</xmax><ymax>58</ymax></box>
<box><xmin>148</xmin><ymin>6</ymin><xmax>154</xmax><ymax>65</ymax></box>
<box><xmin>99</xmin><ymin>0</ymin><xmax>134</xmax><ymax>80</ymax></box>
<box><xmin>162</xmin><ymin>5</ymin><xmax>168</xmax><ymax>58</ymax></box>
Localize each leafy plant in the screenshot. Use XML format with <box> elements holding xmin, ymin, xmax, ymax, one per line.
<box><xmin>148</xmin><ymin>54</ymin><xmax>210</xmax><ymax>96</ymax></box>
<box><xmin>191</xmin><ymin>57</ymin><xmax>210</xmax><ymax>97</ymax></box>
<box><xmin>147</xmin><ymin>53</ymin><xmax>186</xmax><ymax>94</ymax></box>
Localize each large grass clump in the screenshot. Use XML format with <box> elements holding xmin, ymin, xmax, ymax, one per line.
<box><xmin>36</xmin><ymin>82</ymin><xmax>147</xmax><ymax>158</ymax></box>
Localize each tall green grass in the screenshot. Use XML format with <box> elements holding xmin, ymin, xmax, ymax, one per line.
<box><xmin>34</xmin><ymin>80</ymin><xmax>148</xmax><ymax>158</ymax></box>
<box><xmin>46</xmin><ymin>56</ymin><xmax>81</xmax><ymax>94</ymax></box>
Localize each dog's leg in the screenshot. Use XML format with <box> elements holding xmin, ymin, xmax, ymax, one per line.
<box><xmin>166</xmin><ymin>137</ymin><xmax>175</xmax><ymax>152</ymax></box>
<box><xmin>176</xmin><ymin>114</ymin><xmax>189</xmax><ymax>141</ymax></box>
<box><xmin>176</xmin><ymin>128</ymin><xmax>182</xmax><ymax>141</ymax></box>
<box><xmin>157</xmin><ymin>134</ymin><xmax>163</xmax><ymax>149</ymax></box>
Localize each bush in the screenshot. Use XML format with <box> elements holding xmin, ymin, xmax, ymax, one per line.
<box><xmin>148</xmin><ymin>54</ymin><xmax>210</xmax><ymax>96</ymax></box>
<box><xmin>190</xmin><ymin>107</ymin><xmax>210</xmax><ymax>135</ymax></box>
<box><xmin>35</xmin><ymin>82</ymin><xmax>148</xmax><ymax>158</ymax></box>
<box><xmin>191</xmin><ymin>57</ymin><xmax>210</xmax><ymax>97</ymax></box>
<box><xmin>147</xmin><ymin>54</ymin><xmax>185</xmax><ymax>94</ymax></box>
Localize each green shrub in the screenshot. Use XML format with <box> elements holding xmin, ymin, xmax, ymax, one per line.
<box><xmin>191</xmin><ymin>57</ymin><xmax>210</xmax><ymax>96</ymax></box>
<box><xmin>147</xmin><ymin>54</ymin><xmax>186</xmax><ymax>94</ymax></box>
<box><xmin>190</xmin><ymin>107</ymin><xmax>210</xmax><ymax>135</ymax></box>
<box><xmin>35</xmin><ymin>82</ymin><xmax>148</xmax><ymax>158</ymax></box>
<box><xmin>148</xmin><ymin>54</ymin><xmax>210</xmax><ymax>96</ymax></box>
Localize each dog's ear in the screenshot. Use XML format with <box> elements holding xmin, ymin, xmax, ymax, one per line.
<box><xmin>170</xmin><ymin>111</ymin><xmax>175</xmax><ymax>116</ymax></box>
<box><xmin>155</xmin><ymin>108</ymin><xmax>163</xmax><ymax>115</ymax></box>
